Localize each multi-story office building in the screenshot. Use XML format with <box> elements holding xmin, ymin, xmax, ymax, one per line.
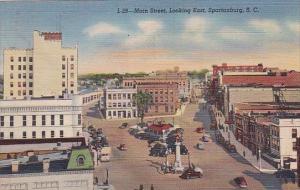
<box><xmin>3</xmin><ymin>31</ymin><xmax>78</xmax><ymax>100</ymax></box>
<box><xmin>0</xmin><ymin>95</ymin><xmax>82</xmax><ymax>140</ymax></box>
<box><xmin>137</xmin><ymin>83</ymin><xmax>179</xmax><ymax>116</ymax></box>
<box><xmin>104</xmin><ymin>88</ymin><xmax>137</xmax><ymax>119</ymax></box>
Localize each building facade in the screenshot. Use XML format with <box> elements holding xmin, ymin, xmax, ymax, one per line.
<box><xmin>0</xmin><ymin>95</ymin><xmax>82</xmax><ymax>140</ymax></box>
<box><xmin>104</xmin><ymin>88</ymin><xmax>137</xmax><ymax>119</ymax></box>
<box><xmin>3</xmin><ymin>31</ymin><xmax>78</xmax><ymax>100</ymax></box>
<box><xmin>137</xmin><ymin>83</ymin><xmax>179</xmax><ymax>116</ymax></box>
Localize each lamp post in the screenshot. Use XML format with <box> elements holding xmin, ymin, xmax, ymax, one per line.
<box><xmin>259</xmin><ymin>149</ymin><xmax>262</xmax><ymax>171</ymax></box>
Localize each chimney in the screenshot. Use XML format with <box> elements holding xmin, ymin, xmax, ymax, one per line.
<box><xmin>11</xmin><ymin>160</ymin><xmax>19</xmax><ymax>173</ymax></box>
<box><xmin>43</xmin><ymin>158</ymin><xmax>50</xmax><ymax>173</ymax></box>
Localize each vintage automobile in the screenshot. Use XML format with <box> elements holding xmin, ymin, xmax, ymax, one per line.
<box><xmin>180</xmin><ymin>165</ymin><xmax>203</xmax><ymax>179</ymax></box>
<box><xmin>119</xmin><ymin>122</ymin><xmax>128</xmax><ymax>129</ymax></box>
<box><xmin>195</xmin><ymin>127</ymin><xmax>204</xmax><ymax>133</ymax></box>
<box><xmin>196</xmin><ymin>142</ymin><xmax>205</xmax><ymax>150</ymax></box>
<box><xmin>168</xmin><ymin>144</ymin><xmax>189</xmax><ymax>155</ymax></box>
<box><xmin>234</xmin><ymin>177</ymin><xmax>248</xmax><ymax>188</ymax></box>
<box><xmin>117</xmin><ymin>144</ymin><xmax>127</xmax><ymax>151</ymax></box>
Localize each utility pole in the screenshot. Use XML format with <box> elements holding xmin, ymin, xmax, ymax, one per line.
<box><xmin>259</xmin><ymin>149</ymin><xmax>262</xmax><ymax>171</ymax></box>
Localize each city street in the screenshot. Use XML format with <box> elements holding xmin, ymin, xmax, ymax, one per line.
<box><xmin>84</xmin><ymin>103</ymin><xmax>282</xmax><ymax>190</ymax></box>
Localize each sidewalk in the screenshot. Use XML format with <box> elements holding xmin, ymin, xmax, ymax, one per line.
<box><xmin>211</xmin><ymin>105</ymin><xmax>277</xmax><ymax>174</ymax></box>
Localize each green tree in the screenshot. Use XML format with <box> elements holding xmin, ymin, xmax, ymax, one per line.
<box><xmin>133</xmin><ymin>92</ymin><xmax>152</xmax><ymax>123</ymax></box>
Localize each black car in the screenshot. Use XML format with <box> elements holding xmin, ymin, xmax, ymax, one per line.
<box><xmin>119</xmin><ymin>122</ymin><xmax>128</xmax><ymax>129</ymax></box>
<box><xmin>168</xmin><ymin>144</ymin><xmax>189</xmax><ymax>155</ymax></box>
<box><xmin>128</xmin><ymin>128</ymin><xmax>139</xmax><ymax>136</ymax></box>
<box><xmin>134</xmin><ymin>132</ymin><xmax>150</xmax><ymax>140</ymax></box>
<box><xmin>149</xmin><ymin>147</ymin><xmax>167</xmax><ymax>157</ymax></box>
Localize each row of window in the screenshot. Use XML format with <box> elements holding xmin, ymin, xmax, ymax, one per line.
<box><xmin>107</xmin><ymin>93</ymin><xmax>134</xmax><ymax>100</ymax></box>
<box><xmin>0</xmin><ymin>106</ymin><xmax>81</xmax><ymax>113</ymax></box>
<box><xmin>0</xmin><ymin>114</ymin><xmax>81</xmax><ymax>127</ymax></box>
<box><xmin>10</xmin><ymin>73</ymin><xmax>33</xmax><ymax>79</ymax></box>
<box><xmin>10</xmin><ymin>56</ymin><xmax>33</xmax><ymax>62</ymax></box>
<box><xmin>0</xmin><ymin>130</ymin><xmax>64</xmax><ymax>139</ymax></box>
<box><xmin>62</xmin><ymin>81</ymin><xmax>75</xmax><ymax>87</ymax></box>
<box><xmin>10</xmin><ymin>64</ymin><xmax>33</xmax><ymax>71</ymax></box>
<box><xmin>144</xmin><ymin>89</ymin><xmax>174</xmax><ymax>95</ymax></box>
<box><xmin>10</xmin><ymin>82</ymin><xmax>33</xmax><ymax>88</ymax></box>
<box><xmin>62</xmin><ymin>55</ymin><xmax>75</xmax><ymax>62</ymax></box>
<box><xmin>107</xmin><ymin>102</ymin><xmax>136</xmax><ymax>108</ymax></box>
<box><xmin>62</xmin><ymin>64</ymin><xmax>75</xmax><ymax>70</ymax></box>
<box><xmin>10</xmin><ymin>90</ymin><xmax>33</xmax><ymax>96</ymax></box>
<box><xmin>107</xmin><ymin>110</ymin><xmax>136</xmax><ymax>118</ymax></box>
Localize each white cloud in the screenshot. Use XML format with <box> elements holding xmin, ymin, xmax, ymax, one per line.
<box><xmin>83</xmin><ymin>22</ymin><xmax>123</xmax><ymax>37</ymax></box>
<box><xmin>219</xmin><ymin>27</ymin><xmax>249</xmax><ymax>41</ymax></box>
<box><xmin>181</xmin><ymin>17</ymin><xmax>209</xmax><ymax>43</ymax></box>
<box><xmin>124</xmin><ymin>20</ymin><xmax>163</xmax><ymax>47</ymax></box>
<box><xmin>287</xmin><ymin>21</ymin><xmax>300</xmax><ymax>33</ymax></box>
<box><xmin>249</xmin><ymin>19</ymin><xmax>281</xmax><ymax>33</ymax></box>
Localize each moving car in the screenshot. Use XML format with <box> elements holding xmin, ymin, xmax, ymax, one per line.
<box><xmin>119</xmin><ymin>122</ymin><xmax>128</xmax><ymax>129</ymax></box>
<box><xmin>180</xmin><ymin>166</ymin><xmax>203</xmax><ymax>179</ymax></box>
<box><xmin>234</xmin><ymin>177</ymin><xmax>247</xmax><ymax>188</ymax></box>
<box><xmin>117</xmin><ymin>144</ymin><xmax>127</xmax><ymax>151</ymax></box>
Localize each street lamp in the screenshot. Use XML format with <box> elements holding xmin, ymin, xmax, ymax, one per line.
<box><xmin>259</xmin><ymin>149</ymin><xmax>262</xmax><ymax>171</ymax></box>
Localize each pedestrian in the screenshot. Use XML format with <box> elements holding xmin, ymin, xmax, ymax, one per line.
<box><xmin>243</xmin><ymin>151</ymin><xmax>246</xmax><ymax>157</ymax></box>
<box><xmin>151</xmin><ymin>184</ymin><xmax>154</xmax><ymax>190</ymax></box>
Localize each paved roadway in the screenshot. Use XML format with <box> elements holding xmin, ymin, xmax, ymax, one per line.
<box><xmin>83</xmin><ymin>103</ymin><xmax>284</xmax><ymax>190</ymax></box>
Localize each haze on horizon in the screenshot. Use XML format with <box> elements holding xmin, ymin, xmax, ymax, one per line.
<box><xmin>0</xmin><ymin>0</ymin><xmax>299</xmax><ymax>74</ymax></box>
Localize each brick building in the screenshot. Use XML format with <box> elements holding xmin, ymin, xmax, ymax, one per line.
<box><xmin>137</xmin><ymin>83</ymin><xmax>179</xmax><ymax>116</ymax></box>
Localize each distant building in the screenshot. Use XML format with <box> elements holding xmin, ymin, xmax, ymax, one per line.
<box><xmin>0</xmin><ymin>147</ymin><xmax>94</xmax><ymax>190</ymax></box>
<box><xmin>3</xmin><ymin>31</ymin><xmax>78</xmax><ymax>100</ymax></box>
<box><xmin>123</xmin><ymin>71</ymin><xmax>190</xmax><ymax>99</ymax></box>
<box><xmin>0</xmin><ymin>95</ymin><xmax>83</xmax><ymax>140</ymax></box>
<box><xmin>79</xmin><ymin>88</ymin><xmax>103</xmax><ymax>106</ymax></box>
<box><xmin>137</xmin><ymin>83</ymin><xmax>179</xmax><ymax>116</ymax></box>
<box><xmin>103</xmin><ymin>88</ymin><xmax>137</xmax><ymax>119</ymax></box>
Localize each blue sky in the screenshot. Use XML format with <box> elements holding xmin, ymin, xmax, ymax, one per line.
<box><xmin>0</xmin><ymin>0</ymin><xmax>299</xmax><ymax>74</ymax></box>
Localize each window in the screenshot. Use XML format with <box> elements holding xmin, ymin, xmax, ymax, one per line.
<box><xmin>23</xmin><ymin>57</ymin><xmax>26</xmax><ymax>62</ymax></box>
<box><xmin>70</xmin><ymin>55</ymin><xmax>74</xmax><ymax>61</ymax></box>
<box><xmin>10</xmin><ymin>65</ymin><xmax>14</xmax><ymax>70</ymax></box>
<box><xmin>23</xmin><ymin>65</ymin><xmax>26</xmax><ymax>70</ymax></box>
<box><xmin>22</xmin><ymin>131</ymin><xmax>26</xmax><ymax>139</ymax></box>
<box><xmin>10</xmin><ymin>82</ymin><xmax>13</xmax><ymax>87</ymax></box>
<box><xmin>165</xmin><ymin>106</ymin><xmax>169</xmax><ymax>112</ymax></box>
<box><xmin>51</xmin><ymin>115</ymin><xmax>55</xmax><ymax>125</ymax></box>
<box><xmin>10</xmin><ymin>116</ymin><xmax>14</xmax><ymax>127</ymax></box>
<box><xmin>78</xmin><ymin>114</ymin><xmax>81</xmax><ymax>125</ymax></box>
<box><xmin>10</xmin><ymin>73</ymin><xmax>13</xmax><ymax>79</ymax></box>
<box><xmin>18</xmin><ymin>57</ymin><xmax>21</xmax><ymax>62</ymax></box>
<box><xmin>29</xmin><ymin>65</ymin><xmax>33</xmax><ymax>71</ymax></box>
<box><xmin>10</xmin><ymin>90</ymin><xmax>13</xmax><ymax>96</ymax></box>
<box><xmin>42</xmin><ymin>131</ymin><xmax>46</xmax><ymax>138</ymax></box>
<box><xmin>60</xmin><ymin>130</ymin><xmax>64</xmax><ymax>138</ymax></box>
<box><xmin>70</xmin><ymin>64</ymin><xmax>74</xmax><ymax>70</ymax></box>
<box><xmin>23</xmin><ymin>73</ymin><xmax>26</xmax><ymax>79</ymax></box>
<box><xmin>32</xmin><ymin>115</ymin><xmax>36</xmax><ymax>126</ymax></box>
<box><xmin>62</xmin><ymin>81</ymin><xmax>66</xmax><ymax>87</ymax></box>
<box><xmin>51</xmin><ymin>131</ymin><xmax>55</xmax><ymax>138</ymax></box>
<box><xmin>62</xmin><ymin>64</ymin><xmax>66</xmax><ymax>70</ymax></box>
<box><xmin>60</xmin><ymin>115</ymin><xmax>64</xmax><ymax>125</ymax></box>
<box><xmin>42</xmin><ymin>115</ymin><xmax>46</xmax><ymax>125</ymax></box>
<box><xmin>0</xmin><ymin>132</ymin><xmax>4</xmax><ymax>139</ymax></box>
<box><xmin>18</xmin><ymin>65</ymin><xmax>21</xmax><ymax>70</ymax></box>
<box><xmin>29</xmin><ymin>73</ymin><xmax>33</xmax><ymax>79</ymax></box>
<box><xmin>18</xmin><ymin>82</ymin><xmax>21</xmax><ymax>87</ymax></box>
<box><xmin>29</xmin><ymin>57</ymin><xmax>33</xmax><ymax>62</ymax></box>
<box><xmin>70</xmin><ymin>81</ymin><xmax>74</xmax><ymax>87</ymax></box>
<box><xmin>22</xmin><ymin>115</ymin><xmax>26</xmax><ymax>126</ymax></box>
<box><xmin>76</xmin><ymin>155</ymin><xmax>85</xmax><ymax>166</ymax></box>
<box><xmin>10</xmin><ymin>56</ymin><xmax>14</xmax><ymax>62</ymax></box>
<box><xmin>29</xmin><ymin>82</ymin><xmax>33</xmax><ymax>87</ymax></box>
<box><xmin>0</xmin><ymin>116</ymin><xmax>4</xmax><ymax>126</ymax></box>
<box><xmin>70</xmin><ymin>73</ymin><xmax>74</xmax><ymax>78</ymax></box>
<box><xmin>10</xmin><ymin>132</ymin><xmax>14</xmax><ymax>139</ymax></box>
<box><xmin>18</xmin><ymin>73</ymin><xmax>21</xmax><ymax>79</ymax></box>
<box><xmin>293</xmin><ymin>142</ymin><xmax>297</xmax><ymax>151</ymax></box>
<box><xmin>62</xmin><ymin>73</ymin><xmax>65</xmax><ymax>78</ymax></box>
<box><xmin>108</xmin><ymin>111</ymin><xmax>111</xmax><ymax>116</ymax></box>
<box><xmin>29</xmin><ymin>90</ymin><xmax>33</xmax><ymax>95</ymax></box>
<box><xmin>32</xmin><ymin>131</ymin><xmax>36</xmax><ymax>139</ymax></box>
<box><xmin>62</xmin><ymin>55</ymin><xmax>66</xmax><ymax>61</ymax></box>
<box><xmin>127</xmin><ymin>94</ymin><xmax>131</xmax><ymax>99</ymax></box>
<box><xmin>292</xmin><ymin>129</ymin><xmax>297</xmax><ymax>138</ymax></box>
<box><xmin>23</xmin><ymin>82</ymin><xmax>26</xmax><ymax>87</ymax></box>
<box><xmin>155</xmin><ymin>106</ymin><xmax>158</xmax><ymax>112</ymax></box>
<box><xmin>108</xmin><ymin>94</ymin><xmax>112</xmax><ymax>100</ymax></box>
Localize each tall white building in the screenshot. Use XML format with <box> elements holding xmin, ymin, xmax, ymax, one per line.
<box><xmin>270</xmin><ymin>117</ymin><xmax>300</xmax><ymax>170</ymax></box>
<box><xmin>3</xmin><ymin>31</ymin><xmax>78</xmax><ymax>100</ymax></box>
<box><xmin>0</xmin><ymin>95</ymin><xmax>82</xmax><ymax>140</ymax></box>
<box><xmin>104</xmin><ymin>88</ymin><xmax>137</xmax><ymax>119</ymax></box>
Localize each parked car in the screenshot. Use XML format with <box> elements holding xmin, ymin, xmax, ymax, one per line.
<box><xmin>119</xmin><ymin>122</ymin><xmax>128</xmax><ymax>129</ymax></box>
<box><xmin>134</xmin><ymin>132</ymin><xmax>150</xmax><ymax>140</ymax></box>
<box><xmin>117</xmin><ymin>144</ymin><xmax>127</xmax><ymax>151</ymax></box>
<box><xmin>202</xmin><ymin>136</ymin><xmax>210</xmax><ymax>142</ymax></box>
<box><xmin>128</xmin><ymin>128</ymin><xmax>139</xmax><ymax>136</ymax></box>
<box><xmin>228</xmin><ymin>144</ymin><xmax>237</xmax><ymax>153</ymax></box>
<box><xmin>168</xmin><ymin>144</ymin><xmax>189</xmax><ymax>155</ymax></box>
<box><xmin>149</xmin><ymin>147</ymin><xmax>167</xmax><ymax>157</ymax></box>
<box><xmin>234</xmin><ymin>177</ymin><xmax>247</xmax><ymax>188</ymax></box>
<box><xmin>196</xmin><ymin>142</ymin><xmax>205</xmax><ymax>150</ymax></box>
<box><xmin>180</xmin><ymin>166</ymin><xmax>203</xmax><ymax>179</ymax></box>
<box><xmin>195</xmin><ymin>127</ymin><xmax>204</xmax><ymax>133</ymax></box>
